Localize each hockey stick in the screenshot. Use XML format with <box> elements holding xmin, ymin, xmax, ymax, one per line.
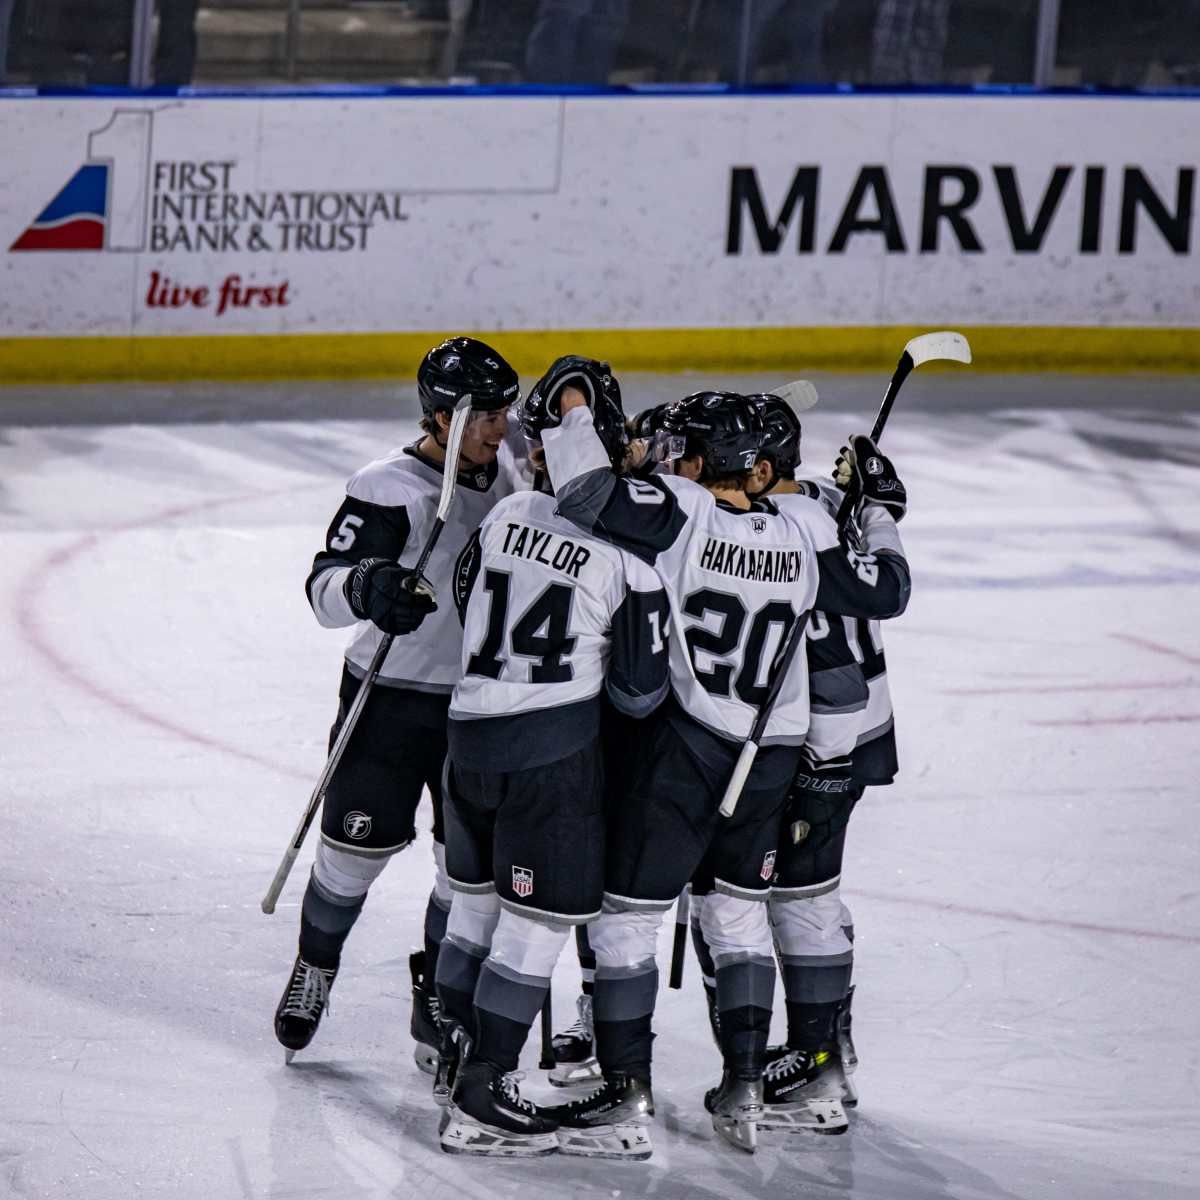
<box><xmin>667</xmin><ymin>886</ymin><xmax>691</xmax><ymax>990</ymax></box>
<box><xmin>261</xmin><ymin>396</ymin><xmax>476</xmax><ymax>915</ymax></box>
<box><xmin>717</xmin><ymin>332</ymin><xmax>971</xmax><ymax>820</ymax></box>
<box><xmin>538</xmin><ymin>993</ymin><xmax>555</xmax><ymax>1070</ymax></box>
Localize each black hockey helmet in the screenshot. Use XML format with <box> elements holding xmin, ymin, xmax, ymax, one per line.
<box><xmin>750</xmin><ymin>392</ymin><xmax>802</xmax><ymax>481</ymax></box>
<box><xmin>520</xmin><ymin>354</ymin><xmax>628</xmax><ymax>470</ymax></box>
<box><xmin>658</xmin><ymin>391</ymin><xmax>765</xmax><ymax>478</ymax></box>
<box><xmin>417</xmin><ymin>337</ymin><xmax>520</xmax><ymax>418</ymax></box>
<box><xmin>628</xmin><ymin>403</ymin><xmax>669</xmax><ymax>440</ymax></box>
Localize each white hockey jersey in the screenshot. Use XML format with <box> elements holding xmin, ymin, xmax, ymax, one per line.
<box><xmin>791</xmin><ymin>475</ymin><xmax>899</xmax><ymax>783</ymax></box>
<box><xmin>448</xmin><ymin>490</ymin><xmax>670</xmax><ymax>771</ymax></box>
<box><xmin>541</xmin><ymin>407</ymin><xmax>910</xmax><ymax>753</ymax></box>
<box><xmin>306</xmin><ymin>435</ymin><xmax>528</xmax><ymax>693</ymax></box>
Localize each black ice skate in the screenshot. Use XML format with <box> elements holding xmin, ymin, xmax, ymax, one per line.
<box><xmin>544</xmin><ymin>1071</ymin><xmax>655</xmax><ymax>1160</ymax></box>
<box><xmin>433</xmin><ymin>1021</ymin><xmax>468</xmax><ymax>1109</ymax></box>
<box><xmin>439</xmin><ymin>1062</ymin><xmax>559</xmax><ymax>1157</ymax></box>
<box><xmin>548</xmin><ymin>994</ymin><xmax>601</xmax><ymax>1087</ymax></box>
<box><xmin>274</xmin><ymin>956</ymin><xmax>337</xmax><ymax>1063</ymax></box>
<box><xmin>759</xmin><ymin>1046</ymin><xmax>850</xmax><ymax>1134</ymax></box>
<box><xmin>704</xmin><ymin>1070</ymin><xmax>764</xmax><ymax>1154</ymax></box>
<box><xmin>702</xmin><ymin>981</ymin><xmax>722</xmax><ymax>1050</ymax></box>
<box><xmin>409</xmin><ymin>950</ymin><xmax>441</xmax><ymax>1075</ymax></box>
<box><xmin>835</xmin><ymin>986</ymin><xmax>859</xmax><ymax>1107</ymax></box>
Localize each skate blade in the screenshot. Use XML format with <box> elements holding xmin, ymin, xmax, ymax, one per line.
<box><xmin>548</xmin><ymin>1057</ymin><xmax>603</xmax><ymax>1087</ymax></box>
<box><xmin>758</xmin><ymin>1098</ymin><xmax>848</xmax><ymax>1135</ymax></box>
<box><xmin>440</xmin><ymin>1116</ymin><xmax>557</xmax><ymax>1158</ymax></box>
<box><xmin>413</xmin><ymin>1043</ymin><xmax>438</xmax><ymax>1076</ymax></box>
<box><xmin>712</xmin><ymin>1115</ymin><xmax>757</xmax><ymax>1154</ymax></box>
<box><xmin>556</xmin><ymin>1122</ymin><xmax>653</xmax><ymax>1161</ymax></box>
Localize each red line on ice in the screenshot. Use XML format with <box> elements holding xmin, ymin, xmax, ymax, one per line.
<box><xmin>15</xmin><ymin>488</ymin><xmax>314</xmax><ymax>783</ymax></box>
<box><xmin>1111</xmin><ymin>632</ymin><xmax>1200</xmax><ymax>668</ymax></box>
<box><xmin>1030</xmin><ymin>714</ymin><xmax>1200</xmax><ymax>727</ymax></box>
<box><xmin>853</xmin><ymin>890</ymin><xmax>1200</xmax><ymax>945</ymax></box>
<box><xmin>946</xmin><ymin>679</ymin><xmax>1196</xmax><ymax>696</ymax></box>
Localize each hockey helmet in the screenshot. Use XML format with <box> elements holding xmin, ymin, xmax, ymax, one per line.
<box><xmin>658</xmin><ymin>391</ymin><xmax>765</xmax><ymax>478</ymax></box>
<box><xmin>417</xmin><ymin>337</ymin><xmax>520</xmax><ymax>417</ymax></box>
<box><xmin>521</xmin><ymin>354</ymin><xmax>629</xmax><ymax>470</ymax></box>
<box><xmin>750</xmin><ymin>392</ymin><xmax>802</xmax><ymax>481</ymax></box>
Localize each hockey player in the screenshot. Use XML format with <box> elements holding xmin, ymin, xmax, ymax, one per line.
<box><xmin>536</xmin><ymin>374</ymin><xmax>911</xmax><ymax>1157</ymax></box>
<box><xmin>273</xmin><ymin>337</ymin><xmax>525</xmax><ymax>1067</ymax></box>
<box><xmin>688</xmin><ymin>392</ymin><xmax>905</xmax><ymax>1133</ymax></box>
<box><xmin>435</xmin><ymin>358</ymin><xmax>670</xmax><ymax>1156</ymax></box>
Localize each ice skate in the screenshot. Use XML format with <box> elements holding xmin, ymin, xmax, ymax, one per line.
<box><xmin>409</xmin><ymin>950</ymin><xmax>441</xmax><ymax>1075</ymax></box>
<box><xmin>758</xmin><ymin>1046</ymin><xmax>850</xmax><ymax>1134</ymax></box>
<box><xmin>835</xmin><ymin>987</ymin><xmax>859</xmax><ymax>1107</ymax></box>
<box><xmin>433</xmin><ymin>1022</ymin><xmax>468</xmax><ymax>1108</ymax></box>
<box><xmin>439</xmin><ymin>1062</ymin><xmax>558</xmax><ymax>1157</ymax></box>
<box><xmin>704</xmin><ymin>1071</ymin><xmax>764</xmax><ymax>1154</ymax></box>
<box><xmin>702</xmin><ymin>981</ymin><xmax>722</xmax><ymax>1050</ymax></box>
<box><xmin>274</xmin><ymin>956</ymin><xmax>337</xmax><ymax>1062</ymax></box>
<box><xmin>548</xmin><ymin>994</ymin><xmax>602</xmax><ymax>1087</ymax></box>
<box><xmin>545</xmin><ymin>1072</ymin><xmax>655</xmax><ymax>1160</ymax></box>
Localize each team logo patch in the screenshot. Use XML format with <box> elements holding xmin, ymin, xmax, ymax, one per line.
<box><xmin>343</xmin><ymin>811</ymin><xmax>372</xmax><ymax>840</ymax></box>
<box><xmin>865</xmin><ymin>456</ymin><xmax>884</xmax><ymax>476</ymax></box>
<box><xmin>760</xmin><ymin>850</ymin><xmax>777</xmax><ymax>882</ymax></box>
<box><xmin>512</xmin><ymin>866</ymin><xmax>534</xmax><ymax>899</ymax></box>
<box><xmin>441</xmin><ymin>353</ymin><xmax>461</xmax><ymax>371</ymax></box>
<box><xmin>751</xmin><ymin>516</ymin><xmax>767</xmax><ymax>533</ymax></box>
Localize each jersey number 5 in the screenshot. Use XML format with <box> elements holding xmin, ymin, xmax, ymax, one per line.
<box><xmin>466</xmin><ymin>569</ymin><xmax>578</xmax><ymax>684</ymax></box>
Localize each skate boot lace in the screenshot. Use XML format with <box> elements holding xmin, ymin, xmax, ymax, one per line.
<box><xmin>499</xmin><ymin>1071</ymin><xmax>537</xmax><ymax>1114</ymax></box>
<box><xmin>764</xmin><ymin>1050</ymin><xmax>801</xmax><ymax>1081</ymax></box>
<box><xmin>564</xmin><ymin>994</ymin><xmax>594</xmax><ymax>1041</ymax></box>
<box><xmin>281</xmin><ymin>961</ymin><xmax>333</xmax><ymax>1020</ymax></box>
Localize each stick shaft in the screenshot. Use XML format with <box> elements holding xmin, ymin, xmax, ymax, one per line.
<box><xmin>668</xmin><ymin>887</ymin><xmax>691</xmax><ymax>989</ymax></box>
<box><xmin>538</xmin><ymin>993</ymin><xmax>555</xmax><ymax>1069</ymax></box>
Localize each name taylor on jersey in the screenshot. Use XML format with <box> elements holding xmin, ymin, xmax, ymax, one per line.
<box><xmin>498</xmin><ymin>521</ymin><xmax>593</xmax><ymax>580</ymax></box>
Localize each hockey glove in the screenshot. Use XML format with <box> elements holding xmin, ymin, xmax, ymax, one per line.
<box><xmin>834</xmin><ymin>434</ymin><xmax>907</xmax><ymax>522</ymax></box>
<box><xmin>521</xmin><ymin>355</ymin><xmax>612</xmax><ymax>441</ymax></box>
<box><xmin>344</xmin><ymin>558</ymin><xmax>437</xmax><ymax>635</ymax></box>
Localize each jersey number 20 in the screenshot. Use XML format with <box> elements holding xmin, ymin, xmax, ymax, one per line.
<box><xmin>466</xmin><ymin>569</ymin><xmax>577</xmax><ymax>683</ymax></box>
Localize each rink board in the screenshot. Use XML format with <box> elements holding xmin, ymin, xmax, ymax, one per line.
<box><xmin>1</xmin><ymin>92</ymin><xmax>1198</xmax><ymax>379</ymax></box>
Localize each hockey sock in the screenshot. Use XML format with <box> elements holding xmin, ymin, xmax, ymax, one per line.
<box><xmin>298</xmin><ymin>870</ymin><xmax>366</xmax><ymax>970</ymax></box>
<box><xmin>473</xmin><ymin>911</ymin><xmax>568</xmax><ymax>1073</ymax></box>
<box><xmin>423</xmin><ymin>890</ymin><xmax>450</xmax><ymax>983</ymax></box>
<box><xmin>590</xmin><ymin>909</ymin><xmax>662</xmax><ymax>1084</ymax></box>
<box><xmin>785</xmin><ymin>999</ymin><xmax>842</xmax><ymax>1052</ymax></box>
<box><xmin>436</xmin><ymin>890</ymin><xmax>501</xmax><ymax>1040</ymax></box>
<box><xmin>713</xmin><ymin>958</ymin><xmax>774</xmax><ymax>1078</ymax></box>
<box><xmin>576</xmin><ymin>924</ymin><xmax>596</xmax><ymax>998</ymax></box>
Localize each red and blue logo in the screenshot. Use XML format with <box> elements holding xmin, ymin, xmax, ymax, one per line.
<box><xmin>11</xmin><ymin>163</ymin><xmax>110</xmax><ymax>252</ymax></box>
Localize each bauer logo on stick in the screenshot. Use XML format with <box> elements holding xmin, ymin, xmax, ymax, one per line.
<box><xmin>343</xmin><ymin>811</ymin><xmax>372</xmax><ymax>840</ymax></box>
<box><xmin>512</xmin><ymin>866</ymin><xmax>534</xmax><ymax>898</ymax></box>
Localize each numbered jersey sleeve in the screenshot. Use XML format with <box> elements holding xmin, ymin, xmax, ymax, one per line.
<box><xmin>781</xmin><ymin>499</ymin><xmax>911</xmax><ymax>621</ymax></box>
<box><xmin>541</xmin><ymin>407</ymin><xmax>690</xmax><ymax>564</ymax></box>
<box><xmin>606</xmin><ymin>554</ymin><xmax>670</xmax><ymax>718</ymax></box>
<box><xmin>304</xmin><ymin>465</ymin><xmax>413</xmax><ymax>628</ymax></box>
<box><xmin>803</xmin><ymin>613</ymin><xmax>870</xmax><ymax>761</ymax></box>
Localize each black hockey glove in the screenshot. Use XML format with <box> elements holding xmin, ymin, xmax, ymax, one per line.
<box><xmin>833</xmin><ymin>434</ymin><xmax>907</xmax><ymax>522</ymax></box>
<box><xmin>521</xmin><ymin>355</ymin><xmax>612</xmax><ymax>441</ymax></box>
<box><xmin>344</xmin><ymin>558</ymin><xmax>437</xmax><ymax>635</ymax></box>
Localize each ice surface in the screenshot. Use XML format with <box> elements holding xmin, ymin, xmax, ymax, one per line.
<box><xmin>1</xmin><ymin>374</ymin><xmax>1198</xmax><ymax>1200</ymax></box>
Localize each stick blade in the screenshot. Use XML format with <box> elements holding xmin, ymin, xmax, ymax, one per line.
<box><xmin>770</xmin><ymin>378</ymin><xmax>819</xmax><ymax>414</ymax></box>
<box><xmin>905</xmin><ymin>331</ymin><xmax>972</xmax><ymax>367</ymax></box>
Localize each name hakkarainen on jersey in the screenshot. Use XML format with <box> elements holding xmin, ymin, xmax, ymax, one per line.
<box><xmin>698</xmin><ymin>536</ymin><xmax>804</xmax><ymax>582</ymax></box>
